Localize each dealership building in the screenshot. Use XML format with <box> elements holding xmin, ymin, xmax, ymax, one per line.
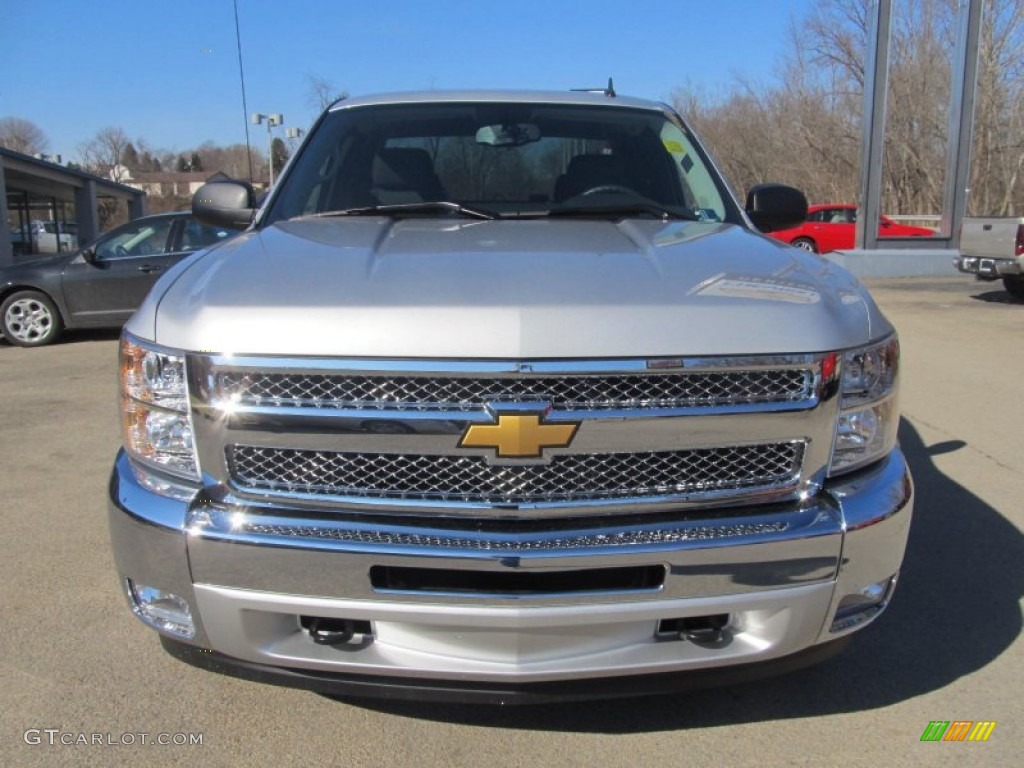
<box><xmin>1</xmin><ymin>147</ymin><xmax>146</xmax><ymax>268</ymax></box>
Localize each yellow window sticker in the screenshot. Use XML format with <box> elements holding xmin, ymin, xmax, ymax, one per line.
<box><xmin>663</xmin><ymin>139</ymin><xmax>684</xmax><ymax>153</ymax></box>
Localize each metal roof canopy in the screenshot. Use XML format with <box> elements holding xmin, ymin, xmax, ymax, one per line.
<box><xmin>0</xmin><ymin>148</ymin><xmax>147</xmax><ymax>267</ymax></box>
<box><xmin>856</xmin><ymin>0</ymin><xmax>982</xmax><ymax>251</ymax></box>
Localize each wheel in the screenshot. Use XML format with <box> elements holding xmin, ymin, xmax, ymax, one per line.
<box><xmin>1003</xmin><ymin>276</ymin><xmax>1024</xmax><ymax>301</ymax></box>
<box><xmin>1</xmin><ymin>290</ymin><xmax>64</xmax><ymax>347</ymax></box>
<box><xmin>791</xmin><ymin>238</ymin><xmax>818</xmax><ymax>253</ymax></box>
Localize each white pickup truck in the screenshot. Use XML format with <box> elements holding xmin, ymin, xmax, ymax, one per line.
<box><xmin>108</xmin><ymin>90</ymin><xmax>913</xmax><ymax>703</ymax></box>
<box><xmin>10</xmin><ymin>220</ymin><xmax>77</xmax><ymax>257</ymax></box>
<box><xmin>954</xmin><ymin>216</ymin><xmax>1024</xmax><ymax>299</ymax></box>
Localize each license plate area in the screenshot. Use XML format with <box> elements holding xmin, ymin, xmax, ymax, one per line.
<box><xmin>369</xmin><ymin>564</ymin><xmax>666</xmax><ymax>597</ymax></box>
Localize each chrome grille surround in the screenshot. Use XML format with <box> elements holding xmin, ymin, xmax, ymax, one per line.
<box><xmin>215</xmin><ymin>368</ymin><xmax>813</xmax><ymax>412</ymax></box>
<box><xmin>187</xmin><ymin>353</ymin><xmax>839</xmax><ymax>518</ymax></box>
<box><xmin>185</xmin><ymin>500</ymin><xmax>798</xmax><ymax>552</ymax></box>
<box><xmin>227</xmin><ymin>442</ymin><xmax>805</xmax><ymax>505</ymax></box>
<box><xmin>237</xmin><ymin>521</ymin><xmax>792</xmax><ymax>549</ymax></box>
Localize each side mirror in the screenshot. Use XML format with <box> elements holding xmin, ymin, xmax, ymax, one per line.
<box><xmin>745</xmin><ymin>184</ymin><xmax>808</xmax><ymax>233</ymax></box>
<box><xmin>81</xmin><ymin>247</ymin><xmax>96</xmax><ymax>264</ymax></box>
<box><xmin>192</xmin><ymin>181</ymin><xmax>256</xmax><ymax>230</ymax></box>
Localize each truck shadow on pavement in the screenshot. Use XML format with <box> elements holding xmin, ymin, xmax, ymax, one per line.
<box><xmin>351</xmin><ymin>418</ymin><xmax>1023</xmax><ymax>732</ymax></box>
<box><xmin>969</xmin><ymin>287</ymin><xmax>1024</xmax><ymax>305</ymax></box>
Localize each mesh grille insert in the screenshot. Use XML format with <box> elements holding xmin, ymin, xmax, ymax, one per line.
<box><xmin>216</xmin><ymin>369</ymin><xmax>813</xmax><ymax>412</ymax></box>
<box><xmin>227</xmin><ymin>442</ymin><xmax>804</xmax><ymax>505</ymax></box>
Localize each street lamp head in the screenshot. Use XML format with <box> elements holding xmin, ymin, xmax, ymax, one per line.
<box><xmin>269</xmin><ymin>114</ymin><xmax>284</xmax><ymax>127</ymax></box>
<box><xmin>251</xmin><ymin>113</ymin><xmax>265</xmax><ymax>125</ymax></box>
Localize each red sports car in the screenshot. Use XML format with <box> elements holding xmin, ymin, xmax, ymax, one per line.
<box><xmin>768</xmin><ymin>204</ymin><xmax>935</xmax><ymax>253</ymax></box>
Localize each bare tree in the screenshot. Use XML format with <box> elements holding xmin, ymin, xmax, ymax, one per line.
<box><xmin>96</xmin><ymin>198</ymin><xmax>128</xmax><ymax>231</ymax></box>
<box><xmin>798</xmin><ymin>0</ymin><xmax>1023</xmax><ymax>215</ymax></box>
<box><xmin>193</xmin><ymin>141</ymin><xmax>265</xmax><ymax>180</ymax></box>
<box><xmin>78</xmin><ymin>126</ymin><xmax>132</xmax><ymax>181</ymax></box>
<box><xmin>673</xmin><ymin>0</ymin><xmax>1024</xmax><ymax>217</ymax></box>
<box><xmin>968</xmin><ymin>0</ymin><xmax>1024</xmax><ymax>215</ymax></box>
<box><xmin>0</xmin><ymin>117</ymin><xmax>49</xmax><ymax>155</ymax></box>
<box><xmin>306</xmin><ymin>75</ymin><xmax>348</xmax><ymax>116</ymax></box>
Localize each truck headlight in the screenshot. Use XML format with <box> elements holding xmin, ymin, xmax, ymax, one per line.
<box><xmin>120</xmin><ymin>333</ymin><xmax>198</xmax><ymax>480</ymax></box>
<box><xmin>829</xmin><ymin>335</ymin><xmax>899</xmax><ymax>475</ymax></box>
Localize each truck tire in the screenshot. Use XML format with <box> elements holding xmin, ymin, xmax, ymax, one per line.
<box><xmin>1</xmin><ymin>290</ymin><xmax>64</xmax><ymax>347</ymax></box>
<box><xmin>1003</xmin><ymin>276</ymin><xmax>1024</xmax><ymax>301</ymax></box>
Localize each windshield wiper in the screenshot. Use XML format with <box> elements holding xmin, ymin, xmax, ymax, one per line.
<box><xmin>548</xmin><ymin>202</ymin><xmax>698</xmax><ymax>221</ymax></box>
<box><xmin>310</xmin><ymin>201</ymin><xmax>498</xmax><ymax>220</ymax></box>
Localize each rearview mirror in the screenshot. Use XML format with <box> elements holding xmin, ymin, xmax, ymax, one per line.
<box><xmin>192</xmin><ymin>181</ymin><xmax>256</xmax><ymax>230</ymax></box>
<box><xmin>475</xmin><ymin>123</ymin><xmax>541</xmax><ymax>147</ymax></box>
<box><xmin>745</xmin><ymin>184</ymin><xmax>808</xmax><ymax>233</ymax></box>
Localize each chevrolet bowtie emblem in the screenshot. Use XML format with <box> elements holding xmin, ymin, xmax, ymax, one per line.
<box><xmin>459</xmin><ymin>413</ymin><xmax>580</xmax><ymax>459</ymax></box>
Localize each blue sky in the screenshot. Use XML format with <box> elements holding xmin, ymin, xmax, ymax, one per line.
<box><xmin>0</xmin><ymin>0</ymin><xmax>815</xmax><ymax>159</ymax></box>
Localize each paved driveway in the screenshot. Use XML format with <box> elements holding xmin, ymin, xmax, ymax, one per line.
<box><xmin>1</xmin><ymin>276</ymin><xmax>1020</xmax><ymax>767</ymax></box>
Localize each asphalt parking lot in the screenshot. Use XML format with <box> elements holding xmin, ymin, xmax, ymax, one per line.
<box><xmin>0</xmin><ymin>275</ymin><xmax>1020</xmax><ymax>767</ymax></box>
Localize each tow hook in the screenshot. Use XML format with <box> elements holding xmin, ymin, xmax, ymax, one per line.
<box><xmin>680</xmin><ymin>614</ymin><xmax>729</xmax><ymax>645</ymax></box>
<box><xmin>307</xmin><ymin>617</ymin><xmax>356</xmax><ymax>646</ymax></box>
<box><xmin>657</xmin><ymin>614</ymin><xmax>731</xmax><ymax>646</ymax></box>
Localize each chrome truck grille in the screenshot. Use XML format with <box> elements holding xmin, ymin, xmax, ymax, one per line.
<box><xmin>215</xmin><ymin>369</ymin><xmax>813</xmax><ymax>411</ymax></box>
<box><xmin>188</xmin><ymin>355</ymin><xmax>838</xmax><ymax>518</ymax></box>
<box><xmin>227</xmin><ymin>442</ymin><xmax>805</xmax><ymax>505</ymax></box>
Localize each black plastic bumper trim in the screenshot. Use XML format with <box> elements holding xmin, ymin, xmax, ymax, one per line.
<box><xmin>369</xmin><ymin>563</ymin><xmax>666</xmax><ymax>595</ymax></box>
<box><xmin>159</xmin><ymin>634</ymin><xmax>851</xmax><ymax>706</ymax></box>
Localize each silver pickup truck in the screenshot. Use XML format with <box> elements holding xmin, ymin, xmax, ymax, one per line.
<box><xmin>108</xmin><ymin>90</ymin><xmax>913</xmax><ymax>703</ymax></box>
<box><xmin>954</xmin><ymin>216</ymin><xmax>1024</xmax><ymax>299</ymax></box>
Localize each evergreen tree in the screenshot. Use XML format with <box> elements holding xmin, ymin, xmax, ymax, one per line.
<box><xmin>122</xmin><ymin>142</ymin><xmax>141</xmax><ymax>171</ymax></box>
<box><xmin>271</xmin><ymin>137</ymin><xmax>290</xmax><ymax>178</ymax></box>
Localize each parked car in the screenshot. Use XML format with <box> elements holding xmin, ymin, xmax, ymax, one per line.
<box><xmin>0</xmin><ymin>212</ymin><xmax>240</xmax><ymax>346</ymax></box>
<box><xmin>768</xmin><ymin>204</ymin><xmax>935</xmax><ymax>253</ymax></box>
<box><xmin>953</xmin><ymin>216</ymin><xmax>1024</xmax><ymax>300</ymax></box>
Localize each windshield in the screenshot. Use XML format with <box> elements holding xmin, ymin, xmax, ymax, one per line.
<box><xmin>265</xmin><ymin>101</ymin><xmax>735</xmax><ymax>224</ymax></box>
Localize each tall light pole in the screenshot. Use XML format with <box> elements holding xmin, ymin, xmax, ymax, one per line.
<box><xmin>233</xmin><ymin>0</ymin><xmax>254</xmax><ymax>182</ymax></box>
<box><xmin>251</xmin><ymin>112</ymin><xmax>284</xmax><ymax>186</ymax></box>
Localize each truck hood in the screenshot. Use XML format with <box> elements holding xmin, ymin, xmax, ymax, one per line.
<box><xmin>131</xmin><ymin>218</ymin><xmax>891</xmax><ymax>357</ymax></box>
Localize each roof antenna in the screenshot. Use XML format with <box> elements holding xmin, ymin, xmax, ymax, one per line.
<box><xmin>570</xmin><ymin>77</ymin><xmax>617</xmax><ymax>97</ymax></box>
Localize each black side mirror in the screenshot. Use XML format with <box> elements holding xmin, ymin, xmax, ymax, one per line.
<box><xmin>192</xmin><ymin>181</ymin><xmax>256</xmax><ymax>230</ymax></box>
<box><xmin>745</xmin><ymin>184</ymin><xmax>808</xmax><ymax>233</ymax></box>
<box><xmin>81</xmin><ymin>247</ymin><xmax>96</xmax><ymax>264</ymax></box>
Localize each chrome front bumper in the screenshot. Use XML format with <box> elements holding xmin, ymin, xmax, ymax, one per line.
<box><xmin>954</xmin><ymin>254</ymin><xmax>1023</xmax><ymax>279</ymax></box>
<box><xmin>108</xmin><ymin>448</ymin><xmax>912</xmax><ymax>692</ymax></box>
